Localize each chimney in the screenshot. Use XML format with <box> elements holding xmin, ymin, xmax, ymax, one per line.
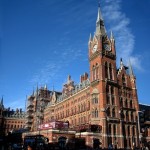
<box><xmin>84</xmin><ymin>72</ymin><xmax>88</xmax><ymax>80</ymax></box>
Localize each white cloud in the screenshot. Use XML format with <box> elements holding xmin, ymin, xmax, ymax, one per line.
<box><xmin>103</xmin><ymin>0</ymin><xmax>142</xmax><ymax>70</ymax></box>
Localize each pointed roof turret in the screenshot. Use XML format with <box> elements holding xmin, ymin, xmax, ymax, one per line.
<box><xmin>110</xmin><ymin>31</ymin><xmax>114</xmax><ymax>41</ymax></box>
<box><xmin>129</xmin><ymin>59</ymin><xmax>134</xmax><ymax>76</ymax></box>
<box><xmin>96</xmin><ymin>2</ymin><xmax>103</xmax><ymax>23</ymax></box>
<box><xmin>89</xmin><ymin>33</ymin><xmax>92</xmax><ymax>42</ymax></box>
<box><xmin>95</xmin><ymin>2</ymin><xmax>106</xmax><ymax>36</ymax></box>
<box><xmin>0</xmin><ymin>96</ymin><xmax>3</xmax><ymax>106</ymax></box>
<box><xmin>120</xmin><ymin>58</ymin><xmax>124</xmax><ymax>68</ymax></box>
<box><xmin>44</xmin><ymin>84</ymin><xmax>47</xmax><ymax>90</ymax></box>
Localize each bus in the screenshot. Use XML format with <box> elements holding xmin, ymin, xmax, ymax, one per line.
<box><xmin>23</xmin><ymin>135</ymin><xmax>49</xmax><ymax>150</ymax></box>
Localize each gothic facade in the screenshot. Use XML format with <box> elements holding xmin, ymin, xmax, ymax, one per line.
<box><xmin>0</xmin><ymin>97</ymin><xmax>26</xmax><ymax>136</ymax></box>
<box><xmin>25</xmin><ymin>5</ymin><xmax>141</xmax><ymax>149</ymax></box>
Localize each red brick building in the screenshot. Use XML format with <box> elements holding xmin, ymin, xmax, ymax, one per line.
<box><xmin>25</xmin><ymin>4</ymin><xmax>140</xmax><ymax>149</ymax></box>
<box><xmin>0</xmin><ymin>97</ymin><xmax>26</xmax><ymax>136</ymax></box>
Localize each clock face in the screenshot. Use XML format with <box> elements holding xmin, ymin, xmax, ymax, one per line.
<box><xmin>92</xmin><ymin>44</ymin><xmax>98</xmax><ymax>53</ymax></box>
<box><xmin>104</xmin><ymin>43</ymin><xmax>111</xmax><ymax>51</ymax></box>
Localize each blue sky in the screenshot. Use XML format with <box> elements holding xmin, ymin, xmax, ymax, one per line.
<box><xmin>0</xmin><ymin>0</ymin><xmax>150</xmax><ymax>110</ymax></box>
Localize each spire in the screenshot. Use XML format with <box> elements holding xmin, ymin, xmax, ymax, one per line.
<box><xmin>110</xmin><ymin>31</ymin><xmax>114</xmax><ymax>41</ymax></box>
<box><xmin>32</xmin><ymin>87</ymin><xmax>34</xmax><ymax>96</ymax></box>
<box><xmin>120</xmin><ymin>58</ymin><xmax>124</xmax><ymax>68</ymax></box>
<box><xmin>36</xmin><ymin>83</ymin><xmax>39</xmax><ymax>99</ymax></box>
<box><xmin>44</xmin><ymin>84</ymin><xmax>47</xmax><ymax>89</ymax></box>
<box><xmin>0</xmin><ymin>96</ymin><xmax>3</xmax><ymax>106</ymax></box>
<box><xmin>96</xmin><ymin>2</ymin><xmax>103</xmax><ymax>23</ymax></box>
<box><xmin>129</xmin><ymin>59</ymin><xmax>134</xmax><ymax>76</ymax></box>
<box><xmin>89</xmin><ymin>33</ymin><xmax>92</xmax><ymax>42</ymax></box>
<box><xmin>95</xmin><ymin>1</ymin><xmax>106</xmax><ymax>36</ymax></box>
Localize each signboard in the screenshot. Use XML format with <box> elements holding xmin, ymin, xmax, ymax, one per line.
<box><xmin>38</xmin><ymin>121</ymin><xmax>69</xmax><ymax>130</ymax></box>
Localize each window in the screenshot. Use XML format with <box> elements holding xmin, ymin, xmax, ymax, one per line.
<box><xmin>107</xmin><ymin>95</ymin><xmax>110</xmax><ymax>104</ymax></box>
<box><xmin>125</xmin><ymin>99</ymin><xmax>128</xmax><ymax>108</ymax></box>
<box><xmin>92</xmin><ymin>109</ymin><xmax>99</xmax><ymax>118</ymax></box>
<box><xmin>112</xmin><ymin>96</ymin><xmax>115</xmax><ymax>105</ymax></box>
<box><xmin>92</xmin><ymin>94</ymin><xmax>98</xmax><ymax>104</ymax></box>
<box><xmin>112</xmin><ymin>108</ymin><xmax>115</xmax><ymax>117</ymax></box>
<box><xmin>105</xmin><ymin>62</ymin><xmax>108</xmax><ymax>78</ymax></box>
<box><xmin>106</xmin><ymin>85</ymin><xmax>109</xmax><ymax>93</ymax></box>
<box><xmin>132</xmin><ymin>126</ymin><xmax>135</xmax><ymax>136</ymax></box>
<box><xmin>131</xmin><ymin>112</ymin><xmax>134</xmax><ymax>121</ymax></box>
<box><xmin>95</xmin><ymin>109</ymin><xmax>98</xmax><ymax>118</ymax></box>
<box><xmin>92</xmin><ymin>65</ymin><xmax>95</xmax><ymax>81</ymax></box>
<box><xmin>126</xmin><ymin>111</ymin><xmax>129</xmax><ymax>122</ymax></box>
<box><xmin>96</xmin><ymin>63</ymin><xmax>99</xmax><ymax>79</ymax></box>
<box><xmin>130</xmin><ymin>100</ymin><xmax>132</xmax><ymax>108</ymax></box>
<box><xmin>120</xmin><ymin>98</ymin><xmax>123</xmax><ymax>107</ymax></box>
<box><xmin>111</xmin><ymin>86</ymin><xmax>114</xmax><ymax>94</ymax></box>
<box><xmin>128</xmin><ymin>126</ymin><xmax>130</xmax><ymax>136</ymax></box>
<box><xmin>108</xmin><ymin>124</ymin><xmax>111</xmax><ymax>135</ymax></box>
<box><xmin>109</xmin><ymin>63</ymin><xmax>113</xmax><ymax>80</ymax></box>
<box><xmin>113</xmin><ymin>124</ymin><xmax>116</xmax><ymax>135</ymax></box>
<box><xmin>122</xmin><ymin>74</ymin><xmax>126</xmax><ymax>86</ymax></box>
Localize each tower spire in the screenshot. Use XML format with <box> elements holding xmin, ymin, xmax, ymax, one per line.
<box><xmin>96</xmin><ymin>1</ymin><xmax>103</xmax><ymax>23</ymax></box>
<box><xmin>0</xmin><ymin>96</ymin><xmax>3</xmax><ymax>106</ymax></box>
<box><xmin>129</xmin><ymin>59</ymin><xmax>134</xmax><ymax>76</ymax></box>
<box><xmin>95</xmin><ymin>1</ymin><xmax>106</xmax><ymax>36</ymax></box>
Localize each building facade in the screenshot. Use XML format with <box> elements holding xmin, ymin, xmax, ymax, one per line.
<box><xmin>0</xmin><ymin>97</ymin><xmax>26</xmax><ymax>136</ymax></box>
<box><xmin>24</xmin><ymin>5</ymin><xmax>141</xmax><ymax>149</ymax></box>
<box><xmin>138</xmin><ymin>104</ymin><xmax>150</xmax><ymax>148</ymax></box>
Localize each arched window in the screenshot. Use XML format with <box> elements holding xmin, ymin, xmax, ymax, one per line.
<box><xmin>113</xmin><ymin>124</ymin><xmax>116</xmax><ymax>135</ymax></box>
<box><xmin>87</xmin><ymin>101</ymin><xmax>90</xmax><ymax>110</ymax></box>
<box><xmin>128</xmin><ymin>126</ymin><xmax>130</xmax><ymax>136</ymax></box>
<box><xmin>120</xmin><ymin>97</ymin><xmax>123</xmax><ymax>107</ymax></box>
<box><xmin>105</xmin><ymin>62</ymin><xmax>108</xmax><ymax>78</ymax></box>
<box><xmin>132</xmin><ymin>126</ymin><xmax>135</xmax><ymax>136</ymax></box>
<box><xmin>122</xmin><ymin>74</ymin><xmax>126</xmax><ymax>86</ymax></box>
<box><xmin>95</xmin><ymin>108</ymin><xmax>99</xmax><ymax>118</ymax></box>
<box><xmin>78</xmin><ymin>105</ymin><xmax>80</xmax><ymax>113</ymax></box>
<box><xmin>131</xmin><ymin>112</ymin><xmax>134</xmax><ymax>122</ymax></box>
<box><xmin>130</xmin><ymin>100</ymin><xmax>132</xmax><ymax>108</ymax></box>
<box><xmin>107</xmin><ymin>95</ymin><xmax>110</xmax><ymax>104</ymax></box>
<box><xmin>111</xmin><ymin>86</ymin><xmax>114</xmax><ymax>95</ymax></box>
<box><xmin>83</xmin><ymin>102</ymin><xmax>86</xmax><ymax>111</ymax></box>
<box><xmin>125</xmin><ymin>99</ymin><xmax>128</xmax><ymax>108</ymax></box>
<box><xmin>96</xmin><ymin>63</ymin><xmax>99</xmax><ymax>80</ymax></box>
<box><xmin>92</xmin><ymin>94</ymin><xmax>98</xmax><ymax>104</ymax></box>
<box><xmin>81</xmin><ymin>104</ymin><xmax>83</xmax><ymax>112</ymax></box>
<box><xmin>106</xmin><ymin>85</ymin><xmax>109</xmax><ymax>93</ymax></box>
<box><xmin>112</xmin><ymin>96</ymin><xmax>115</xmax><ymax>105</ymax></box>
<box><xmin>74</xmin><ymin>106</ymin><xmax>76</xmax><ymax>114</ymax></box>
<box><xmin>107</xmin><ymin>107</ymin><xmax>110</xmax><ymax>116</ymax></box>
<box><xmin>108</xmin><ymin>124</ymin><xmax>111</xmax><ymax>135</ymax></box>
<box><xmin>112</xmin><ymin>108</ymin><xmax>115</xmax><ymax>117</ymax></box>
<box><xmin>109</xmin><ymin>63</ymin><xmax>113</xmax><ymax>80</ymax></box>
<box><xmin>126</xmin><ymin>111</ymin><xmax>129</xmax><ymax>122</ymax></box>
<box><xmin>92</xmin><ymin>65</ymin><xmax>95</xmax><ymax>81</ymax></box>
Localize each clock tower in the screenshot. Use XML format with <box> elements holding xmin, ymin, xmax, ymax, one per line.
<box><xmin>88</xmin><ymin>4</ymin><xmax>118</xmax><ymax>148</ymax></box>
<box><xmin>88</xmin><ymin>3</ymin><xmax>139</xmax><ymax>149</ymax></box>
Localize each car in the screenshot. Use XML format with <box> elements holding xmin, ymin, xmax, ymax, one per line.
<box><xmin>11</xmin><ymin>143</ymin><xmax>24</xmax><ymax>150</ymax></box>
